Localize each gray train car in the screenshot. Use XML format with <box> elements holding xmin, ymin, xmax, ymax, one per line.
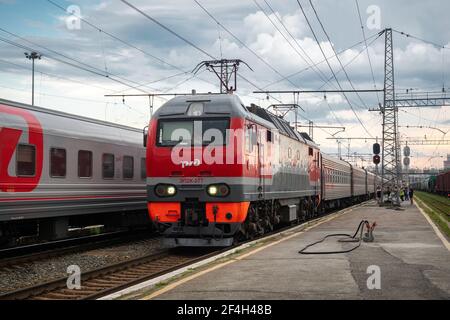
<box><xmin>321</xmin><ymin>154</ymin><xmax>352</xmax><ymax>204</ymax></box>
<box><xmin>0</xmin><ymin>98</ymin><xmax>148</xmax><ymax>243</ymax></box>
<box><xmin>367</xmin><ymin>171</ymin><xmax>377</xmax><ymax>196</ymax></box>
<box><xmin>352</xmin><ymin>166</ymin><xmax>367</xmax><ymax>199</ymax></box>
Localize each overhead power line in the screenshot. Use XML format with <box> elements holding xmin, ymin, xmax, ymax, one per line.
<box><xmin>193</xmin><ymin>0</ymin><xmax>300</xmax><ymax>89</ymax></box>
<box><xmin>392</xmin><ymin>29</ymin><xmax>450</xmax><ymax>50</ymax></box>
<box><xmin>119</xmin><ymin>0</ymin><xmax>282</xmax><ymax>102</ymax></box>
<box><xmin>296</xmin><ymin>0</ymin><xmax>373</xmax><ymax>138</ymax></box>
<box><xmin>254</xmin><ymin>0</ymin><xmax>331</xmax><ymax>87</ymax></box>
<box><xmin>120</xmin><ymin>0</ymin><xmax>214</xmax><ymax>60</ymax></box>
<box><xmin>354</xmin><ymin>0</ymin><xmax>381</xmax><ymax>105</ymax></box>
<box><xmin>308</xmin><ymin>0</ymin><xmax>369</xmax><ymax>110</ymax></box>
<box><xmin>0</xmin><ymin>31</ymin><xmax>162</xmax><ymax>95</ymax></box>
<box><xmin>262</xmin><ymin>31</ymin><xmax>381</xmax><ymax>89</ymax></box>
<box><xmin>0</xmin><ymin>57</ymin><xmax>112</xmax><ymax>92</ymax></box>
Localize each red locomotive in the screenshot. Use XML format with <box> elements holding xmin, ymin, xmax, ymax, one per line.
<box><xmin>145</xmin><ymin>94</ymin><xmax>376</xmax><ymax>246</ymax></box>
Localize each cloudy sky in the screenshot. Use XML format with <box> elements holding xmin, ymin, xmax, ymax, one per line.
<box><xmin>0</xmin><ymin>0</ymin><xmax>449</xmax><ymax>170</ymax></box>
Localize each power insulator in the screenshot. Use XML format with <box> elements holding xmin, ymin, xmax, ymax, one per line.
<box><xmin>373</xmin><ymin>155</ymin><xmax>381</xmax><ymax>165</ymax></box>
<box><xmin>373</xmin><ymin>143</ymin><xmax>381</xmax><ymax>155</ymax></box>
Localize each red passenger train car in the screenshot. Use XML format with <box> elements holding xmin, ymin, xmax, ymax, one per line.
<box><xmin>145</xmin><ymin>94</ymin><xmax>375</xmax><ymax>247</ymax></box>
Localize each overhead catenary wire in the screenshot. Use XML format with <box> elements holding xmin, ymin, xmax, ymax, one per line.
<box><xmin>0</xmin><ymin>56</ymin><xmax>113</xmax><ymax>92</ymax></box>
<box><xmin>0</xmin><ymin>32</ymin><xmax>163</xmax><ymax>96</ymax></box>
<box><xmin>258</xmin><ymin>2</ymin><xmax>379</xmax><ymax>127</ymax></box>
<box><xmin>296</xmin><ymin>0</ymin><xmax>374</xmax><ymax>138</ymax></box>
<box><xmin>46</xmin><ymin>0</ymin><xmax>222</xmax><ymax>93</ymax></box>
<box><xmin>119</xmin><ymin>0</ymin><xmax>282</xmax><ymax>102</ymax></box>
<box><xmin>355</xmin><ymin>0</ymin><xmax>381</xmax><ymax>105</ymax></box>
<box><xmin>254</xmin><ymin>0</ymin><xmax>350</xmax><ymax>128</ymax></box>
<box><xmin>258</xmin><ymin>0</ymin><xmax>337</xmax><ymax>89</ymax></box>
<box><xmin>193</xmin><ymin>0</ymin><xmax>300</xmax><ymax>89</ymax></box>
<box><xmin>262</xmin><ymin>32</ymin><xmax>381</xmax><ymax>89</ymax></box>
<box><xmin>392</xmin><ymin>29</ymin><xmax>450</xmax><ymax>50</ymax></box>
<box><xmin>308</xmin><ymin>0</ymin><xmax>370</xmax><ymax>111</ymax></box>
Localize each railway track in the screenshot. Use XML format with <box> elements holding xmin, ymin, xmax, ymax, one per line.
<box><xmin>0</xmin><ymin>230</ymin><xmax>158</xmax><ymax>268</ymax></box>
<box><xmin>0</xmin><ymin>201</ymin><xmax>372</xmax><ymax>300</ymax></box>
<box><xmin>0</xmin><ymin>248</ymin><xmax>218</xmax><ymax>300</ymax></box>
<box><xmin>416</xmin><ymin>192</ymin><xmax>450</xmax><ymax>219</ymax></box>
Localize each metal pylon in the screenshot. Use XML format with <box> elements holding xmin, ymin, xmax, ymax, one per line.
<box><xmin>381</xmin><ymin>28</ymin><xmax>401</xmax><ymax>206</ymax></box>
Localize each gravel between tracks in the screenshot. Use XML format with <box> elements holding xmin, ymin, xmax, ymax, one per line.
<box><xmin>0</xmin><ymin>238</ymin><xmax>164</xmax><ymax>294</ymax></box>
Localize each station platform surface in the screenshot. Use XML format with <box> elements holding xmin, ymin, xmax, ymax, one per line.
<box><xmin>145</xmin><ymin>202</ymin><xmax>450</xmax><ymax>300</ymax></box>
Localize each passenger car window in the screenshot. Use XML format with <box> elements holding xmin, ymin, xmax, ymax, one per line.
<box><xmin>50</xmin><ymin>148</ymin><xmax>66</xmax><ymax>177</ymax></box>
<box><xmin>17</xmin><ymin>144</ymin><xmax>36</xmax><ymax>176</ymax></box>
<box><xmin>102</xmin><ymin>154</ymin><xmax>115</xmax><ymax>179</ymax></box>
<box><xmin>78</xmin><ymin>150</ymin><xmax>93</xmax><ymax>178</ymax></box>
<box><xmin>123</xmin><ymin>156</ymin><xmax>134</xmax><ymax>179</ymax></box>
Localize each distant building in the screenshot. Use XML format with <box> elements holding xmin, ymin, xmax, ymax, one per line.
<box><xmin>444</xmin><ymin>154</ymin><xmax>450</xmax><ymax>170</ymax></box>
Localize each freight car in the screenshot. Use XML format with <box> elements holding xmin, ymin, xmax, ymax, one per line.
<box><xmin>0</xmin><ymin>99</ymin><xmax>149</xmax><ymax>245</ymax></box>
<box><xmin>145</xmin><ymin>94</ymin><xmax>376</xmax><ymax>247</ymax></box>
<box><xmin>436</xmin><ymin>171</ymin><xmax>450</xmax><ymax>197</ymax></box>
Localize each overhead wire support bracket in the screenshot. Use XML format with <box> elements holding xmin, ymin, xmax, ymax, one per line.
<box><xmin>193</xmin><ymin>59</ymin><xmax>253</xmax><ymax>93</ymax></box>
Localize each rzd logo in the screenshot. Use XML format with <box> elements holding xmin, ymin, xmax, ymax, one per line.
<box><xmin>0</xmin><ymin>104</ymin><xmax>43</xmax><ymax>192</ymax></box>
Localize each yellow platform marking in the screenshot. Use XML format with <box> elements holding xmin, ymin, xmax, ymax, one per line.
<box><xmin>142</xmin><ymin>205</ymin><xmax>358</xmax><ymax>300</ymax></box>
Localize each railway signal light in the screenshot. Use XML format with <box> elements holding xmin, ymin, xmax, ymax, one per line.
<box><xmin>373</xmin><ymin>155</ymin><xmax>381</xmax><ymax>165</ymax></box>
<box><xmin>373</xmin><ymin>143</ymin><xmax>381</xmax><ymax>155</ymax></box>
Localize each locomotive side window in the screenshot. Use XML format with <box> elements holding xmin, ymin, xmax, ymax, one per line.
<box><xmin>102</xmin><ymin>153</ymin><xmax>115</xmax><ymax>179</ymax></box>
<box><xmin>245</xmin><ymin>125</ymin><xmax>257</xmax><ymax>153</ymax></box>
<box><xmin>17</xmin><ymin>144</ymin><xmax>36</xmax><ymax>177</ymax></box>
<box><xmin>50</xmin><ymin>148</ymin><xmax>66</xmax><ymax>178</ymax></box>
<box><xmin>266</xmin><ymin>130</ymin><xmax>273</xmax><ymax>143</ymax></box>
<box><xmin>78</xmin><ymin>150</ymin><xmax>93</xmax><ymax>178</ymax></box>
<box><xmin>123</xmin><ymin>156</ymin><xmax>134</xmax><ymax>179</ymax></box>
<box><xmin>141</xmin><ymin>158</ymin><xmax>146</xmax><ymax>180</ymax></box>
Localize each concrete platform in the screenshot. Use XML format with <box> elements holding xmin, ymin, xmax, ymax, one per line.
<box><xmin>143</xmin><ymin>202</ymin><xmax>450</xmax><ymax>300</ymax></box>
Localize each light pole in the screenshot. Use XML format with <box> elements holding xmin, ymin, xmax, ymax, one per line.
<box><xmin>25</xmin><ymin>52</ymin><xmax>42</xmax><ymax>106</ymax></box>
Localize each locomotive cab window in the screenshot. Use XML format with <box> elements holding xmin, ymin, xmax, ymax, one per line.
<box><xmin>102</xmin><ymin>153</ymin><xmax>115</xmax><ymax>179</ymax></box>
<box><xmin>123</xmin><ymin>156</ymin><xmax>134</xmax><ymax>179</ymax></box>
<box><xmin>157</xmin><ymin>118</ymin><xmax>229</xmax><ymax>147</ymax></box>
<box><xmin>50</xmin><ymin>148</ymin><xmax>66</xmax><ymax>178</ymax></box>
<box><xmin>17</xmin><ymin>144</ymin><xmax>36</xmax><ymax>177</ymax></box>
<box><xmin>78</xmin><ymin>150</ymin><xmax>93</xmax><ymax>178</ymax></box>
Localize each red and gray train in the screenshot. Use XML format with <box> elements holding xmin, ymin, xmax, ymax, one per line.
<box><xmin>145</xmin><ymin>94</ymin><xmax>378</xmax><ymax>247</ymax></box>
<box><xmin>0</xmin><ymin>99</ymin><xmax>148</xmax><ymax>244</ymax></box>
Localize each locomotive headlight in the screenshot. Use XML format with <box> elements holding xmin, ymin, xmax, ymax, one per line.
<box><xmin>167</xmin><ymin>186</ymin><xmax>176</xmax><ymax>196</ymax></box>
<box><xmin>155</xmin><ymin>184</ymin><xmax>177</xmax><ymax>197</ymax></box>
<box><xmin>207</xmin><ymin>184</ymin><xmax>230</xmax><ymax>197</ymax></box>
<box><xmin>208</xmin><ymin>185</ymin><xmax>218</xmax><ymax>196</ymax></box>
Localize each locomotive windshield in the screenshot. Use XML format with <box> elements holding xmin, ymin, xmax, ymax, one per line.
<box><xmin>157</xmin><ymin>118</ymin><xmax>230</xmax><ymax>147</ymax></box>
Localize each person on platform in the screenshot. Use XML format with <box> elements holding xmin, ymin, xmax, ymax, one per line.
<box><xmin>409</xmin><ymin>188</ymin><xmax>414</xmax><ymax>205</ymax></box>
<box><xmin>400</xmin><ymin>188</ymin><xmax>405</xmax><ymax>201</ymax></box>
<box><xmin>376</xmin><ymin>186</ymin><xmax>382</xmax><ymax>200</ymax></box>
